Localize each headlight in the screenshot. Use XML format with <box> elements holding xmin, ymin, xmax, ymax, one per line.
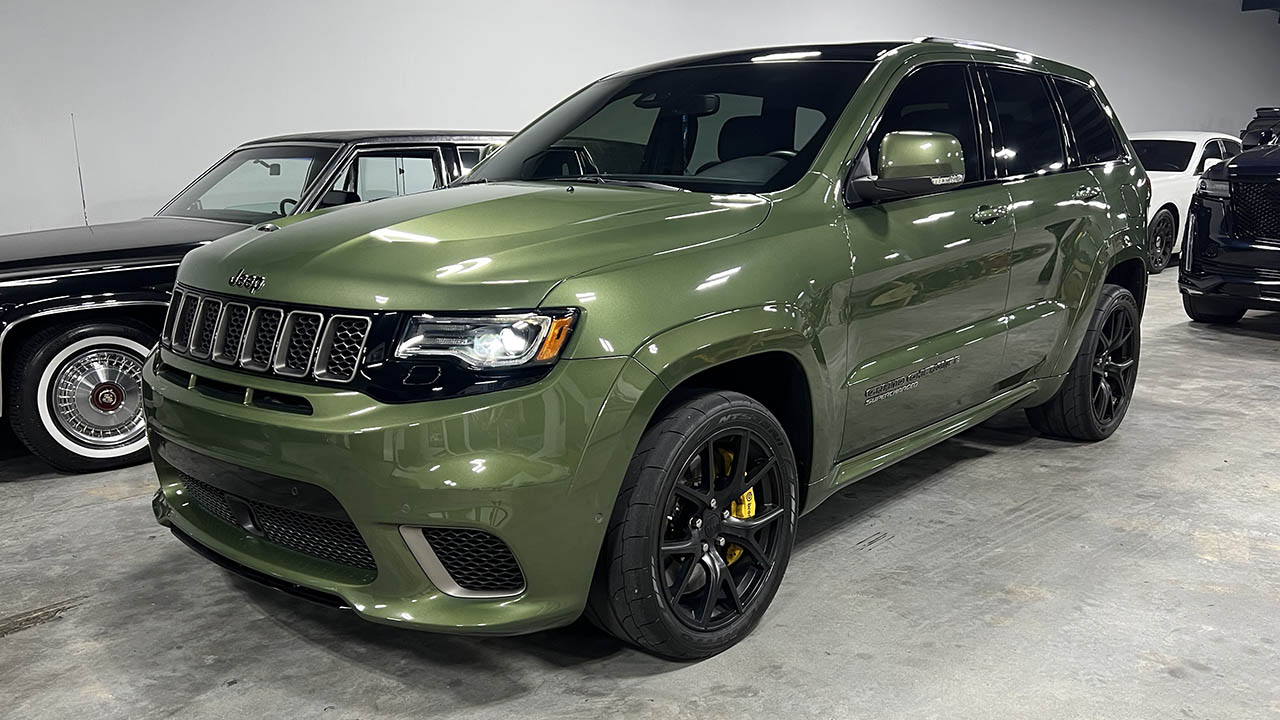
<box><xmin>395</xmin><ymin>310</ymin><xmax>576</xmax><ymax>368</ymax></box>
<box><xmin>1199</xmin><ymin>178</ymin><xmax>1230</xmax><ymax>199</ymax></box>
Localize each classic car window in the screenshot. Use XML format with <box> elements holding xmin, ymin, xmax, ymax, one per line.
<box><xmin>458</xmin><ymin>146</ymin><xmax>485</xmax><ymax>172</ymax></box>
<box><xmin>986</xmin><ymin>69</ymin><xmax>1066</xmax><ymax>177</ymax></box>
<box><xmin>1222</xmin><ymin>138</ymin><xmax>1242</xmax><ymax>158</ymax></box>
<box><xmin>1053</xmin><ymin>79</ymin><xmax>1121</xmax><ymax>165</ymax></box>
<box><xmin>160</xmin><ymin>145</ymin><xmax>336</xmax><ymax>224</ymax></box>
<box><xmin>326</xmin><ymin>149</ymin><xmax>442</xmax><ymax>206</ymax></box>
<box><xmin>464</xmin><ymin>61</ymin><xmax>873</xmax><ymax>194</ymax></box>
<box><xmin>1132</xmin><ymin>140</ymin><xmax>1195</xmax><ymax>173</ymax></box>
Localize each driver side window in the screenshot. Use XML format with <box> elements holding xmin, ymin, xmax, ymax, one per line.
<box><xmin>868</xmin><ymin>64</ymin><xmax>980</xmax><ymax>183</ymax></box>
<box><xmin>325</xmin><ymin>149</ymin><xmax>442</xmax><ymax>207</ymax></box>
<box><xmin>1197</xmin><ymin>141</ymin><xmax>1224</xmax><ymax>173</ymax></box>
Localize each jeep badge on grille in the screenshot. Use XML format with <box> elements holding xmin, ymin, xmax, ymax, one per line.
<box><xmin>228</xmin><ymin>269</ymin><xmax>267</xmax><ymax>294</ymax></box>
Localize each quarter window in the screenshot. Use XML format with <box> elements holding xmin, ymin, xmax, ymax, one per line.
<box><xmin>1053</xmin><ymin>79</ymin><xmax>1121</xmax><ymax>165</ymax></box>
<box><xmin>1222</xmin><ymin>139</ymin><xmax>1242</xmax><ymax>158</ymax></box>
<box><xmin>868</xmin><ymin>64</ymin><xmax>981</xmax><ymax>183</ymax></box>
<box><xmin>986</xmin><ymin>69</ymin><xmax>1066</xmax><ymax>177</ymax></box>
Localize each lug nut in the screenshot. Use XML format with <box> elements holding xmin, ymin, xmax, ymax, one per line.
<box><xmin>702</xmin><ymin>542</ymin><xmax>710</xmax><ymax>553</ymax></box>
<box><xmin>710</xmin><ymin>498</ymin><xmax>717</xmax><ymax>508</ymax></box>
<box><xmin>716</xmin><ymin>537</ymin><xmax>726</xmax><ymax>547</ymax></box>
<box><xmin>723</xmin><ymin>510</ymin><xmax>730</xmax><ymax>519</ymax></box>
<box><xmin>694</xmin><ymin>518</ymin><xmax>703</xmax><ymax>529</ymax></box>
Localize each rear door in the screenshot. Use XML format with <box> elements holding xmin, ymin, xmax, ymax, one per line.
<box><xmin>839</xmin><ymin>62</ymin><xmax>1014</xmax><ymax>458</ymax></box>
<box><xmin>980</xmin><ymin>67</ymin><xmax>1119</xmax><ymax>383</ymax></box>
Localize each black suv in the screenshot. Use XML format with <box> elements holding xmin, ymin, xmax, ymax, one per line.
<box><xmin>1180</xmin><ymin>109</ymin><xmax>1280</xmax><ymax>324</ymax></box>
<box><xmin>0</xmin><ymin>130</ymin><xmax>506</xmax><ymax>472</ymax></box>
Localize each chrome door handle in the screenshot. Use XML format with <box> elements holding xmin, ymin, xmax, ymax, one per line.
<box><xmin>1073</xmin><ymin>185</ymin><xmax>1102</xmax><ymax>201</ymax></box>
<box><xmin>971</xmin><ymin>204</ymin><xmax>1008</xmax><ymax>225</ymax></box>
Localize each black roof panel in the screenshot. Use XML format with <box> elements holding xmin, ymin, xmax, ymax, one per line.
<box><xmin>241</xmin><ymin>129</ymin><xmax>510</xmax><ymax>146</ymax></box>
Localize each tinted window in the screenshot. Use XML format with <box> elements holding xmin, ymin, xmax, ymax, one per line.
<box><xmin>1132</xmin><ymin>140</ymin><xmax>1195</xmax><ymax>173</ymax></box>
<box><xmin>986</xmin><ymin>69</ymin><xmax>1066</xmax><ymax>177</ymax></box>
<box><xmin>458</xmin><ymin>147</ymin><xmax>484</xmax><ymax>172</ymax></box>
<box><xmin>465</xmin><ymin>62</ymin><xmax>873</xmax><ymax>194</ymax></box>
<box><xmin>1197</xmin><ymin>141</ymin><xmax>1224</xmax><ymax>173</ymax></box>
<box><xmin>868</xmin><ymin>64</ymin><xmax>980</xmax><ymax>183</ymax></box>
<box><xmin>160</xmin><ymin>145</ymin><xmax>336</xmax><ymax>223</ymax></box>
<box><xmin>1222</xmin><ymin>139</ymin><xmax>1242</xmax><ymax>158</ymax></box>
<box><xmin>1054</xmin><ymin>79</ymin><xmax>1121</xmax><ymax>164</ymax></box>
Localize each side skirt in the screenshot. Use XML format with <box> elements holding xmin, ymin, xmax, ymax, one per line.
<box><xmin>804</xmin><ymin>382</ymin><xmax>1042</xmax><ymax>512</ymax></box>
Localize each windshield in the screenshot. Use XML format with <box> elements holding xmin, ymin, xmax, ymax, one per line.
<box><xmin>464</xmin><ymin>61</ymin><xmax>873</xmax><ymax>194</ymax></box>
<box><xmin>1133</xmin><ymin>140</ymin><xmax>1195</xmax><ymax>173</ymax></box>
<box><xmin>159</xmin><ymin>145</ymin><xmax>337</xmax><ymax>223</ymax></box>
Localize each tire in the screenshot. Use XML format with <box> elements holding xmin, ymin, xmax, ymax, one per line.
<box><xmin>586</xmin><ymin>390</ymin><xmax>799</xmax><ymax>660</ymax></box>
<box><xmin>1026</xmin><ymin>284</ymin><xmax>1139</xmax><ymax>441</ymax></box>
<box><xmin>6</xmin><ymin>320</ymin><xmax>154</xmax><ymax>473</ymax></box>
<box><xmin>1146</xmin><ymin>207</ymin><xmax>1177</xmax><ymax>274</ymax></box>
<box><xmin>1182</xmin><ymin>294</ymin><xmax>1246</xmax><ymax>325</ymax></box>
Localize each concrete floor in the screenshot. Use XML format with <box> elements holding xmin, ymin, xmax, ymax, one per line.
<box><xmin>2</xmin><ymin>272</ymin><xmax>1279</xmax><ymax>719</ymax></box>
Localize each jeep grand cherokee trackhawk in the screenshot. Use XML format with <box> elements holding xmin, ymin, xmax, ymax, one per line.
<box><xmin>145</xmin><ymin>39</ymin><xmax>1149</xmax><ymax>659</ymax></box>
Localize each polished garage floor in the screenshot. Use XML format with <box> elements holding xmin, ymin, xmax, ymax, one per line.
<box><xmin>3</xmin><ymin>272</ymin><xmax>1278</xmax><ymax>720</ymax></box>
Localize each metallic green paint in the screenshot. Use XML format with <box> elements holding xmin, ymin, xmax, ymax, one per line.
<box><xmin>878</xmin><ymin>130</ymin><xmax>967</xmax><ymax>180</ymax></box>
<box><xmin>145</xmin><ymin>39</ymin><xmax>1148</xmax><ymax>635</ymax></box>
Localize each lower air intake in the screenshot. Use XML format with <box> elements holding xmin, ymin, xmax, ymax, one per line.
<box><xmin>423</xmin><ymin>528</ymin><xmax>525</xmax><ymax>594</ymax></box>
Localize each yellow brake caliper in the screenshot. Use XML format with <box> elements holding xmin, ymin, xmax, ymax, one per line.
<box><xmin>716</xmin><ymin>448</ymin><xmax>756</xmax><ymax>564</ymax></box>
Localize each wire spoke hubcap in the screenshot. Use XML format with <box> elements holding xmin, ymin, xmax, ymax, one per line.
<box><xmin>658</xmin><ymin>428</ymin><xmax>784</xmax><ymax>631</ymax></box>
<box><xmin>51</xmin><ymin>348</ymin><xmax>145</xmax><ymax>447</ymax></box>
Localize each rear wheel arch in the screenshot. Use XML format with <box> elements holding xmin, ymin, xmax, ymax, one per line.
<box><xmin>1103</xmin><ymin>255</ymin><xmax>1148</xmax><ymax>314</ymax></box>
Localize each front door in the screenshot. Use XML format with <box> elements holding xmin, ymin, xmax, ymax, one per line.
<box><xmin>840</xmin><ymin>63</ymin><xmax>1014</xmax><ymax>458</ymax></box>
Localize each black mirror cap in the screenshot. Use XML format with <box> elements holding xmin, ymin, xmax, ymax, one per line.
<box><xmin>845</xmin><ymin>174</ymin><xmax>963</xmax><ymax>205</ymax></box>
<box><xmin>319</xmin><ymin>189</ymin><xmax>361</xmax><ymax>208</ymax></box>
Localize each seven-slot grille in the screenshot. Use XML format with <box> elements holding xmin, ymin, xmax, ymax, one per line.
<box><xmin>164</xmin><ymin>288</ymin><xmax>370</xmax><ymax>383</ymax></box>
<box><xmin>1231</xmin><ymin>180</ymin><xmax>1280</xmax><ymax>242</ymax></box>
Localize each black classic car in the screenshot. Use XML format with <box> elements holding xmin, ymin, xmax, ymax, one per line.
<box><xmin>1180</xmin><ymin>110</ymin><xmax>1280</xmax><ymax>323</ymax></box>
<box><xmin>0</xmin><ymin>130</ymin><xmax>508</xmax><ymax>472</ymax></box>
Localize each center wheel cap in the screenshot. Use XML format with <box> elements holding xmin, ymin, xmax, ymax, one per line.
<box><xmin>90</xmin><ymin>382</ymin><xmax>125</xmax><ymax>412</ymax></box>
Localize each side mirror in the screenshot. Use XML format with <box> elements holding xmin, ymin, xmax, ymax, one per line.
<box><xmin>479</xmin><ymin>142</ymin><xmax>506</xmax><ymax>161</ymax></box>
<box><xmin>1242</xmin><ymin>129</ymin><xmax>1272</xmax><ymax>150</ymax></box>
<box><xmin>1200</xmin><ymin>157</ymin><xmax>1223</xmax><ymax>174</ymax></box>
<box><xmin>319</xmin><ymin>189</ymin><xmax>361</xmax><ymax>208</ymax></box>
<box><xmin>847</xmin><ymin>131</ymin><xmax>966</xmax><ymax>204</ymax></box>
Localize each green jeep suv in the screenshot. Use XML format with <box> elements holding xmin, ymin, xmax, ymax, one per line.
<box><xmin>145</xmin><ymin>38</ymin><xmax>1149</xmax><ymax>659</ymax></box>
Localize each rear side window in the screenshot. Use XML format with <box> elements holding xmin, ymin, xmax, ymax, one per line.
<box><xmin>1197</xmin><ymin>141</ymin><xmax>1224</xmax><ymax>173</ymax></box>
<box><xmin>1223</xmin><ymin>139</ymin><xmax>1242</xmax><ymax>158</ymax></box>
<box><xmin>868</xmin><ymin>64</ymin><xmax>981</xmax><ymax>183</ymax></box>
<box><xmin>1054</xmin><ymin>79</ymin><xmax>1122</xmax><ymax>165</ymax></box>
<box><xmin>985</xmin><ymin>68</ymin><xmax>1066</xmax><ymax>177</ymax></box>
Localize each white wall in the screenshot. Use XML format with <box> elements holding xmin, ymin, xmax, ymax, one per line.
<box><xmin>2</xmin><ymin>0</ymin><xmax>1278</xmax><ymax>235</ymax></box>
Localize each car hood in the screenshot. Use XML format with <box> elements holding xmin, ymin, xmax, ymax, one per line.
<box><xmin>1226</xmin><ymin>145</ymin><xmax>1280</xmax><ymax>178</ymax></box>
<box><xmin>179</xmin><ymin>182</ymin><xmax>771</xmax><ymax>311</ymax></box>
<box><xmin>0</xmin><ymin>216</ymin><xmax>246</xmax><ymax>273</ymax></box>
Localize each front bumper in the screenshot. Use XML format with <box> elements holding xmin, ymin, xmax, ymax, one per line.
<box><xmin>144</xmin><ymin>348</ymin><xmax>663</xmax><ymax>635</ymax></box>
<box><xmin>1179</xmin><ymin>194</ymin><xmax>1280</xmax><ymax>311</ymax></box>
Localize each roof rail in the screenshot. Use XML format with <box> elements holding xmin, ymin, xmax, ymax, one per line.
<box><xmin>914</xmin><ymin>36</ymin><xmax>1037</xmax><ymax>60</ymax></box>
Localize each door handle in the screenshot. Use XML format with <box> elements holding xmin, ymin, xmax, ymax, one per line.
<box><xmin>971</xmin><ymin>204</ymin><xmax>1008</xmax><ymax>225</ymax></box>
<box><xmin>1073</xmin><ymin>185</ymin><xmax>1102</xmax><ymax>201</ymax></box>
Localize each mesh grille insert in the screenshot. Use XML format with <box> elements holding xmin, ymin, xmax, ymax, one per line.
<box><xmin>189</xmin><ymin>299</ymin><xmax>222</xmax><ymax>358</ymax></box>
<box><xmin>1232</xmin><ymin>181</ymin><xmax>1280</xmax><ymax>242</ymax></box>
<box><xmin>173</xmin><ymin>294</ymin><xmax>201</xmax><ymax>351</ymax></box>
<box><xmin>243</xmin><ymin>308</ymin><xmax>283</xmax><ymax>371</ymax></box>
<box><xmin>177</xmin><ymin>472</ymin><xmax>376</xmax><ymax>572</ymax></box>
<box><xmin>424</xmin><ymin>528</ymin><xmax>525</xmax><ymax>593</ymax></box>
<box><xmin>315</xmin><ymin>316</ymin><xmax>370</xmax><ymax>382</ymax></box>
<box><xmin>275</xmin><ymin>312</ymin><xmax>322</xmax><ymax>376</ymax></box>
<box><xmin>213</xmin><ymin>303</ymin><xmax>249</xmax><ymax>365</ymax></box>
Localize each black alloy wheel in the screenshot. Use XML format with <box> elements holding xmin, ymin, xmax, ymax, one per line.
<box><xmin>1147</xmin><ymin>208</ymin><xmax>1177</xmax><ymax>274</ymax></box>
<box><xmin>658</xmin><ymin>428</ymin><xmax>786</xmax><ymax>632</ymax></box>
<box><xmin>586</xmin><ymin>391</ymin><xmax>798</xmax><ymax>660</ymax></box>
<box><xmin>1090</xmin><ymin>299</ymin><xmax>1137</xmax><ymax>425</ymax></box>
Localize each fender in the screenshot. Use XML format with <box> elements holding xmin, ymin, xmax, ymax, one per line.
<box><xmin>628</xmin><ymin>304</ymin><xmax>841</xmax><ymax>492</ymax></box>
<box><xmin>0</xmin><ymin>280</ymin><xmax>174</xmax><ymax>415</ymax></box>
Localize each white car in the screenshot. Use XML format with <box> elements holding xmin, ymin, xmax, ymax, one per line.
<box><xmin>1130</xmin><ymin>131</ymin><xmax>1242</xmax><ymax>273</ymax></box>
